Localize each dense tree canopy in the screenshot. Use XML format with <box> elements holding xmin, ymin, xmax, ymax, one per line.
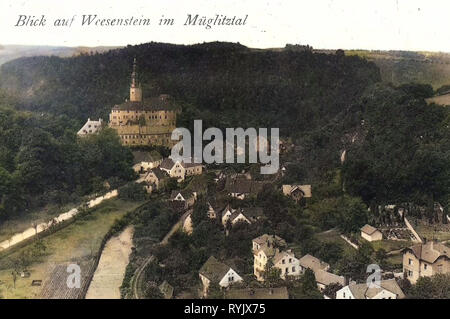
<box><xmin>342</xmin><ymin>84</ymin><xmax>450</xmax><ymax>212</ymax></box>
<box><xmin>0</xmin><ymin>104</ymin><xmax>135</xmax><ymax>220</ymax></box>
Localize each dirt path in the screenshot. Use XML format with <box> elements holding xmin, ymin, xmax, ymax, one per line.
<box><xmin>85</xmin><ymin>226</ymin><xmax>134</xmax><ymax>299</ymax></box>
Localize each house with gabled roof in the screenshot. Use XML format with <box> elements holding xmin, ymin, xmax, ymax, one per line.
<box><xmin>299</xmin><ymin>254</ymin><xmax>345</xmax><ymax>291</ymax></box>
<box><xmin>137</xmin><ymin>168</ymin><xmax>169</xmax><ymax>192</ymax></box>
<box><xmin>221</xmin><ymin>204</ymin><xmax>236</xmax><ymax>226</ymax></box>
<box><xmin>315</xmin><ymin>269</ymin><xmax>346</xmax><ymax>290</ymax></box>
<box><xmin>272</xmin><ymin>249</ymin><xmax>301</xmax><ymax>279</ymax></box>
<box><xmin>199</xmin><ymin>256</ymin><xmax>243</xmax><ymax>297</ymax></box>
<box><xmin>336</xmin><ymin>279</ymin><xmax>405</xmax><ymax>299</ymax></box>
<box><xmin>298</xmin><ymin>254</ymin><xmax>330</xmax><ymax>273</ymax></box>
<box><xmin>282</xmin><ymin>184</ymin><xmax>312</xmax><ymax>202</ymax></box>
<box><xmin>132</xmin><ymin>150</ymin><xmax>162</xmax><ymax>173</ymax></box>
<box><xmin>225</xmin><ymin>177</ymin><xmax>264</xmax><ymax>199</ymax></box>
<box><xmin>206</xmin><ymin>200</ymin><xmax>222</xmax><ymax>219</ymax></box>
<box><xmin>402</xmin><ymin>240</ymin><xmax>450</xmax><ymax>283</ymax></box>
<box><xmin>170</xmin><ymin>190</ymin><xmax>197</xmax><ymax>208</ymax></box>
<box><xmin>252</xmin><ymin>234</ymin><xmax>287</xmax><ymax>253</ymax></box>
<box><xmin>77</xmin><ymin>118</ymin><xmax>103</xmax><ymax>137</ymax></box>
<box><xmin>253</xmin><ymin>234</ymin><xmax>300</xmax><ymax>281</ymax></box>
<box><xmin>361</xmin><ymin>224</ymin><xmax>383</xmax><ymax>242</ymax></box>
<box><xmin>236</xmin><ymin>207</ymin><xmax>264</xmax><ymax>225</ymax></box>
<box><xmin>159</xmin><ymin>157</ymin><xmax>203</xmax><ymax>182</ymax></box>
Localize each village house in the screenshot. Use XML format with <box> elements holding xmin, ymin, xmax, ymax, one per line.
<box><xmin>240</xmin><ymin>207</ymin><xmax>264</xmax><ymax>224</ymax></box>
<box><xmin>361</xmin><ymin>224</ymin><xmax>383</xmax><ymax>242</ymax></box>
<box><xmin>199</xmin><ymin>256</ymin><xmax>243</xmax><ymax>297</ymax></box>
<box><xmin>314</xmin><ymin>269</ymin><xmax>346</xmax><ymax>291</ymax></box>
<box><xmin>402</xmin><ymin>240</ymin><xmax>450</xmax><ymax>284</ymax></box>
<box><xmin>136</xmin><ymin>168</ymin><xmax>169</xmax><ymax>193</ymax></box>
<box><xmin>298</xmin><ymin>254</ymin><xmax>345</xmax><ymax>291</ymax></box>
<box><xmin>298</xmin><ymin>254</ymin><xmax>330</xmax><ymax>272</ymax></box>
<box><xmin>206</xmin><ymin>200</ymin><xmax>221</xmax><ymax>219</ymax></box>
<box><xmin>221</xmin><ymin>206</ymin><xmax>264</xmax><ymax>227</ymax></box>
<box><xmin>225</xmin><ymin>287</ymin><xmax>289</xmax><ymax>299</ymax></box>
<box><xmin>77</xmin><ymin>118</ymin><xmax>103</xmax><ymax>136</ymax></box>
<box><xmin>226</xmin><ymin>177</ymin><xmax>264</xmax><ymax>199</ymax></box>
<box><xmin>132</xmin><ymin>151</ymin><xmax>162</xmax><ymax>173</ymax></box>
<box><xmin>170</xmin><ymin>190</ymin><xmax>197</xmax><ymax>209</ymax></box>
<box><xmin>272</xmin><ymin>249</ymin><xmax>301</xmax><ymax>279</ymax></box>
<box><xmin>336</xmin><ymin>279</ymin><xmax>405</xmax><ymax>299</ymax></box>
<box><xmin>159</xmin><ymin>157</ymin><xmax>203</xmax><ymax>182</ymax></box>
<box><xmin>282</xmin><ymin>184</ymin><xmax>312</xmax><ymax>202</ymax></box>
<box><xmin>221</xmin><ymin>204</ymin><xmax>236</xmax><ymax>226</ymax></box>
<box><xmin>252</xmin><ymin>234</ymin><xmax>302</xmax><ymax>281</ymax></box>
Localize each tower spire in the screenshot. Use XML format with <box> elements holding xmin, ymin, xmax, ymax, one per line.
<box><xmin>131</xmin><ymin>57</ymin><xmax>138</xmax><ymax>88</ymax></box>
<box><xmin>129</xmin><ymin>57</ymin><xmax>142</xmax><ymax>102</ymax></box>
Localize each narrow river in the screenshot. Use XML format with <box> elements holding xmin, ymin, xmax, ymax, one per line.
<box><xmin>85</xmin><ymin>226</ymin><xmax>134</xmax><ymax>299</ymax></box>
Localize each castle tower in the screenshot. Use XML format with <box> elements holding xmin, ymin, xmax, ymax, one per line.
<box><xmin>129</xmin><ymin>58</ymin><xmax>142</xmax><ymax>102</ymax></box>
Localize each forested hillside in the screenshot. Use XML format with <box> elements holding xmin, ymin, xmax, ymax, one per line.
<box><xmin>0</xmin><ymin>42</ymin><xmax>380</xmax><ymax>136</ymax></box>
<box><xmin>0</xmin><ymin>101</ymin><xmax>135</xmax><ymax>221</ymax></box>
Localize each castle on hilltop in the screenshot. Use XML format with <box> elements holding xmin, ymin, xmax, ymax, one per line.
<box><xmin>108</xmin><ymin>58</ymin><xmax>179</xmax><ymax>148</ymax></box>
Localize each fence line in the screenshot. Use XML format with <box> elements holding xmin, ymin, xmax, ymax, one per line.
<box><xmin>340</xmin><ymin>234</ymin><xmax>359</xmax><ymax>249</ymax></box>
<box><xmin>398</xmin><ymin>209</ymin><xmax>423</xmax><ymax>243</ymax></box>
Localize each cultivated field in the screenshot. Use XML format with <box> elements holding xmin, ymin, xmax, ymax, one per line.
<box><xmin>0</xmin><ymin>199</ymin><xmax>143</xmax><ymax>299</ymax></box>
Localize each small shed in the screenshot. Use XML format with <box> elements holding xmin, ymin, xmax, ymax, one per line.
<box><xmin>361</xmin><ymin>224</ymin><xmax>383</xmax><ymax>242</ymax></box>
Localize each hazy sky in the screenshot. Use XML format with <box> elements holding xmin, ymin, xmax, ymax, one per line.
<box><xmin>1</xmin><ymin>0</ymin><xmax>450</xmax><ymax>51</ymax></box>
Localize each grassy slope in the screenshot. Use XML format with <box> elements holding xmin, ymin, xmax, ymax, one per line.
<box><xmin>0</xmin><ymin>199</ymin><xmax>142</xmax><ymax>299</ymax></box>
